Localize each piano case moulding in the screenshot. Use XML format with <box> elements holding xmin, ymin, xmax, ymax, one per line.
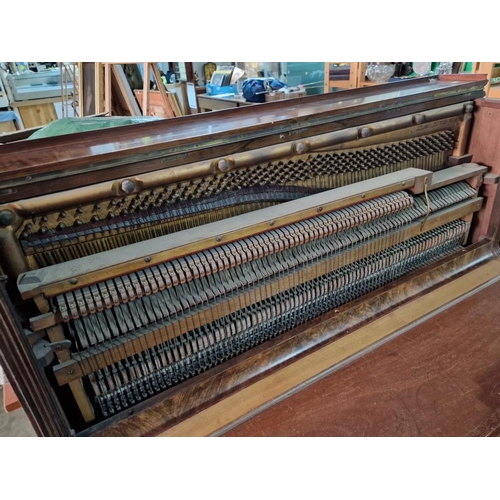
<box><xmin>0</xmin><ymin>74</ymin><xmax>499</xmax><ymax>437</ymax></box>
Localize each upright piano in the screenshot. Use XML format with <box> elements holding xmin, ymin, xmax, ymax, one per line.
<box><xmin>1</xmin><ymin>75</ymin><xmax>499</xmax><ymax>436</ymax></box>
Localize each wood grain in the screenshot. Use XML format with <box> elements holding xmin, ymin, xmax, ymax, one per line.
<box><xmin>225</xmin><ymin>272</ymin><xmax>500</xmax><ymax>437</ymax></box>
<box><xmin>16</xmin><ymin>102</ymin><xmax>57</xmax><ymax>129</ymax></box>
<box><xmin>468</xmin><ymin>99</ymin><xmax>500</xmax><ymax>243</ymax></box>
<box><xmin>0</xmin><ymin>77</ymin><xmax>485</xmax><ymax>203</ymax></box>
<box><xmin>18</xmin><ymin>168</ymin><xmax>430</xmax><ymax>300</ymax></box>
<box><xmin>83</xmin><ymin>242</ymin><xmax>494</xmax><ymax>437</ymax></box>
<box><xmin>158</xmin><ymin>258</ymin><xmax>500</xmax><ymax>436</ymax></box>
<box><xmin>51</xmin><ymin>195</ymin><xmax>484</xmax><ymax>387</ymax></box>
<box><xmin>0</xmin><ymin>283</ymin><xmax>70</xmax><ymax>436</ymax></box>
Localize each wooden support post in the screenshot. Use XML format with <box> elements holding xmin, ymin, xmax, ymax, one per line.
<box><xmin>142</xmin><ymin>63</ymin><xmax>150</xmax><ymax>116</ymax></box>
<box><xmin>104</xmin><ymin>63</ymin><xmax>112</xmax><ymax>115</ymax></box>
<box><xmin>95</xmin><ymin>63</ymin><xmax>105</xmax><ymax>114</ymax></box>
<box><xmin>150</xmin><ymin>63</ymin><xmax>176</xmax><ymax>118</ymax></box>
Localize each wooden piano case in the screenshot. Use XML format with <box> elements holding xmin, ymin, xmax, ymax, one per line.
<box><xmin>0</xmin><ymin>76</ymin><xmax>499</xmax><ymax>437</ymax></box>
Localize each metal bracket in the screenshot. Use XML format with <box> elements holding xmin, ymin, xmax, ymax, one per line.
<box><xmin>32</xmin><ymin>339</ymin><xmax>72</xmax><ymax>369</ymax></box>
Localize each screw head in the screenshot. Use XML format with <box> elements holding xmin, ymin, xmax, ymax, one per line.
<box><xmin>0</xmin><ymin>210</ymin><xmax>14</xmax><ymax>227</ymax></box>
<box><xmin>413</xmin><ymin>114</ymin><xmax>425</xmax><ymax>125</ymax></box>
<box><xmin>293</xmin><ymin>142</ymin><xmax>307</xmax><ymax>155</ymax></box>
<box><xmin>217</xmin><ymin>159</ymin><xmax>230</xmax><ymax>172</ymax></box>
<box><xmin>121</xmin><ymin>179</ymin><xmax>136</xmax><ymax>194</ymax></box>
<box><xmin>465</xmin><ymin>104</ymin><xmax>474</xmax><ymax>114</ymax></box>
<box><xmin>359</xmin><ymin>127</ymin><xmax>371</xmax><ymax>138</ymax></box>
<box><xmin>144</xmin><ymin>256</ymin><xmax>152</xmax><ymax>263</ymax></box>
<box><xmin>216</xmin><ymin>236</ymin><xmax>222</xmax><ymax>242</ymax></box>
<box><xmin>70</xmin><ymin>278</ymin><xmax>78</xmax><ymax>285</ymax></box>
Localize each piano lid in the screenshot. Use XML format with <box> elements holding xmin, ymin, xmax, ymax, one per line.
<box><xmin>0</xmin><ymin>76</ymin><xmax>486</xmax><ymax>203</ymax></box>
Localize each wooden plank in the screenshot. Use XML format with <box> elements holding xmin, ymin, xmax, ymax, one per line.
<box><xmin>0</xmin><ymin>120</ymin><xmax>17</xmax><ymax>134</ymax></box>
<box><xmin>104</xmin><ymin>63</ymin><xmax>112</xmax><ymax>115</ymax></box>
<box><xmin>142</xmin><ymin>63</ymin><xmax>150</xmax><ymax>116</ymax></box>
<box><xmin>135</xmin><ymin>89</ymin><xmax>177</xmax><ymax>119</ymax></box>
<box><xmin>110</xmin><ymin>64</ymin><xmax>141</xmax><ymax>116</ymax></box>
<box><xmin>94</xmin><ymin>63</ymin><xmax>105</xmax><ymax>114</ymax></box>
<box><xmin>150</xmin><ymin>63</ymin><xmax>175</xmax><ymax>118</ymax></box>
<box><xmin>428</xmin><ymin>164</ymin><xmax>487</xmax><ymax>190</ymax></box>
<box><xmin>3</xmin><ymin>382</ymin><xmax>21</xmax><ymax>412</ymax></box>
<box><xmin>169</xmin><ymin>92</ymin><xmax>182</xmax><ymax>117</ymax></box>
<box><xmin>78</xmin><ymin>62</ymin><xmax>96</xmax><ymax>117</ymax></box>
<box><xmin>30</xmin><ymin>312</ymin><xmax>60</xmax><ymax>332</ymax></box>
<box><xmin>15</xmin><ymin>103</ymin><xmax>57</xmax><ymax>129</ymax></box>
<box><xmin>18</xmin><ymin>169</ymin><xmax>431</xmax><ymax>300</ymax></box>
<box><xmin>12</xmin><ymin>96</ymin><xmax>66</xmax><ymax>107</ymax></box>
<box><xmin>158</xmin><ymin>258</ymin><xmax>500</xmax><ymax>436</ymax></box>
<box><xmin>51</xmin><ymin>195</ymin><xmax>483</xmax><ymax>387</ymax></box>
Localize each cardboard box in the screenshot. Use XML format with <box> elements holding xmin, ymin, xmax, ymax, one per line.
<box><xmin>265</xmin><ymin>89</ymin><xmax>306</xmax><ymax>102</ymax></box>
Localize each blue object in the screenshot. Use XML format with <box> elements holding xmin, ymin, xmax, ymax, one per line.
<box><xmin>0</xmin><ymin>111</ymin><xmax>17</xmax><ymax>123</ymax></box>
<box><xmin>242</xmin><ymin>78</ymin><xmax>286</xmax><ymax>103</ymax></box>
<box><xmin>206</xmin><ymin>84</ymin><xmax>238</xmax><ymax>96</ymax></box>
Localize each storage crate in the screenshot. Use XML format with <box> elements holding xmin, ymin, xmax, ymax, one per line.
<box><xmin>206</xmin><ymin>84</ymin><xmax>238</xmax><ymax>96</ymax></box>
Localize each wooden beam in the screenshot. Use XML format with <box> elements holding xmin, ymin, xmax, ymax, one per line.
<box><xmin>150</xmin><ymin>63</ymin><xmax>176</xmax><ymax>118</ymax></box>
<box><xmin>94</xmin><ymin>63</ymin><xmax>105</xmax><ymax>114</ymax></box>
<box><xmin>110</xmin><ymin>64</ymin><xmax>141</xmax><ymax>116</ymax></box>
<box><xmin>142</xmin><ymin>63</ymin><xmax>150</xmax><ymax>116</ymax></box>
<box><xmin>104</xmin><ymin>63</ymin><xmax>112</xmax><ymax>115</ymax></box>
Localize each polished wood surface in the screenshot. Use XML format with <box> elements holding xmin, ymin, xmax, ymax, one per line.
<box><xmin>224</xmin><ymin>270</ymin><xmax>500</xmax><ymax>437</ymax></box>
<box><xmin>0</xmin><ymin>77</ymin><xmax>496</xmax><ymax>437</ymax></box>
<box><xmin>468</xmin><ymin>99</ymin><xmax>500</xmax><ymax>243</ymax></box>
<box><xmin>0</xmin><ymin>77</ymin><xmax>485</xmax><ymax>188</ymax></box>
<box><xmin>0</xmin><ymin>79</ymin><xmax>485</xmax><ymax>206</ymax></box>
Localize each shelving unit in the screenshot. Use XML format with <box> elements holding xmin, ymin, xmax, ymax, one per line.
<box><xmin>323</xmin><ymin>62</ymin><xmax>358</xmax><ymax>91</ymax></box>
<box><xmin>355</xmin><ymin>62</ymin><xmax>386</xmax><ymax>87</ymax></box>
<box><xmin>324</xmin><ymin>62</ymin><xmax>394</xmax><ymax>92</ymax></box>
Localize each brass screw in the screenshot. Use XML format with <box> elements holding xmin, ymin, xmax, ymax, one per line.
<box><xmin>317</xmin><ymin>206</ymin><xmax>323</xmax><ymax>212</ymax></box>
<box><xmin>293</xmin><ymin>142</ymin><xmax>307</xmax><ymax>155</ymax></box>
<box><xmin>217</xmin><ymin>159</ymin><xmax>230</xmax><ymax>172</ymax></box>
<box><xmin>121</xmin><ymin>179</ymin><xmax>136</xmax><ymax>194</ymax></box>
<box><xmin>413</xmin><ymin>114</ymin><xmax>425</xmax><ymax>125</ymax></box>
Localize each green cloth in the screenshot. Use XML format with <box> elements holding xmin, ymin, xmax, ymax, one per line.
<box><xmin>28</xmin><ymin>116</ymin><xmax>161</xmax><ymax>140</ymax></box>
